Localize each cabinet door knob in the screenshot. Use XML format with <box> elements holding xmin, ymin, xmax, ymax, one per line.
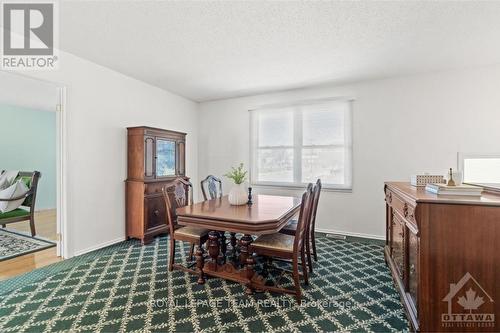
<box><xmin>154</xmin><ymin>210</ymin><xmax>160</xmax><ymax>216</ymax></box>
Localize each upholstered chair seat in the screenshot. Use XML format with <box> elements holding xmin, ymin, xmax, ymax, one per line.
<box><xmin>251</xmin><ymin>233</ymin><xmax>295</xmax><ymax>253</ymax></box>
<box><xmin>174</xmin><ymin>226</ymin><xmax>209</xmax><ymax>240</ymax></box>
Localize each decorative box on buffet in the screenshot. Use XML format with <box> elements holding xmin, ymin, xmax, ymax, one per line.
<box><xmin>410</xmin><ymin>174</ymin><xmax>445</xmax><ymax>187</ymax></box>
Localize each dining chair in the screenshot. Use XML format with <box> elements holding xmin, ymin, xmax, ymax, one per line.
<box><xmin>280</xmin><ymin>179</ymin><xmax>322</xmax><ymax>270</ymax></box>
<box><xmin>162</xmin><ymin>178</ymin><xmax>210</xmax><ymax>272</ymax></box>
<box><xmin>200</xmin><ymin>175</ymin><xmax>223</xmax><ymax>201</ymax></box>
<box><xmin>200</xmin><ymin>175</ymin><xmax>235</xmax><ymax>258</ymax></box>
<box><xmin>248</xmin><ymin>183</ymin><xmax>314</xmax><ymax>303</ymax></box>
<box><xmin>0</xmin><ymin>171</ymin><xmax>41</xmax><ymax>236</ymax></box>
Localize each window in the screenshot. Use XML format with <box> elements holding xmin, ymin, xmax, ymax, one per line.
<box><xmin>250</xmin><ymin>99</ymin><xmax>352</xmax><ymax>190</ymax></box>
<box><xmin>460</xmin><ymin>153</ymin><xmax>500</xmax><ymax>191</ymax></box>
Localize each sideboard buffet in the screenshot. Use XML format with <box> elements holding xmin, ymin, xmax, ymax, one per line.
<box><xmin>384</xmin><ymin>182</ymin><xmax>500</xmax><ymax>332</ymax></box>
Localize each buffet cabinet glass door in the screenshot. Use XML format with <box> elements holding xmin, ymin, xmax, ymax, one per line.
<box><xmin>156</xmin><ymin>139</ymin><xmax>176</xmax><ymax>177</ymax></box>
<box><xmin>144</xmin><ymin>135</ymin><xmax>185</xmax><ymax>179</ymax></box>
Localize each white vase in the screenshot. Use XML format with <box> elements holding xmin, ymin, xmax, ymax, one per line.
<box><xmin>228</xmin><ymin>183</ymin><xmax>248</xmax><ymax>205</ymax></box>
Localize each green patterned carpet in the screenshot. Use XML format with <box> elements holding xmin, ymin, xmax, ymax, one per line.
<box><xmin>0</xmin><ymin>235</ymin><xmax>408</xmax><ymax>333</ymax></box>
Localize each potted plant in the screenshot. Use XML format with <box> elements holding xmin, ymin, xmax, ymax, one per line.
<box><xmin>224</xmin><ymin>163</ymin><xmax>248</xmax><ymax>205</ymax></box>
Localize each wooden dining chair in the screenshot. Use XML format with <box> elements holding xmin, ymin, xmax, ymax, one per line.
<box><xmin>162</xmin><ymin>178</ymin><xmax>210</xmax><ymax>272</ymax></box>
<box><xmin>280</xmin><ymin>179</ymin><xmax>322</xmax><ymax>271</ymax></box>
<box><xmin>201</xmin><ymin>175</ymin><xmax>235</xmax><ymax>257</ymax></box>
<box><xmin>200</xmin><ymin>175</ymin><xmax>223</xmax><ymax>201</ymax></box>
<box><xmin>0</xmin><ymin>171</ymin><xmax>41</xmax><ymax>236</ymax></box>
<box><xmin>248</xmin><ymin>183</ymin><xmax>314</xmax><ymax>303</ymax></box>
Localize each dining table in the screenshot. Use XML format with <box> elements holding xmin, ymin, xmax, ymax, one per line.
<box><xmin>176</xmin><ymin>194</ymin><xmax>301</xmax><ymax>293</ymax></box>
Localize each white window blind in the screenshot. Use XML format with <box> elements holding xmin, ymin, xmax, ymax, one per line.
<box><xmin>250</xmin><ymin>99</ymin><xmax>353</xmax><ymax>190</ymax></box>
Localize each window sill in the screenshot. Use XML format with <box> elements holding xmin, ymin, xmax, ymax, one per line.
<box><xmin>250</xmin><ymin>183</ymin><xmax>352</xmax><ymax>193</ymax></box>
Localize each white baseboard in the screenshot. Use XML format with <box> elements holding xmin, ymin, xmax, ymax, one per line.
<box><xmin>73</xmin><ymin>236</ymin><xmax>126</xmax><ymax>257</ymax></box>
<box><xmin>315</xmin><ymin>228</ymin><xmax>385</xmax><ymax>241</ymax></box>
<box><xmin>71</xmin><ymin>230</ymin><xmax>383</xmax><ymax>257</ymax></box>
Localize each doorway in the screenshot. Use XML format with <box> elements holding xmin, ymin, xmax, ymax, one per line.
<box><xmin>0</xmin><ymin>72</ymin><xmax>67</xmax><ymax>280</ymax></box>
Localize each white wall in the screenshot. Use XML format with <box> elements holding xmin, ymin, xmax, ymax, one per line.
<box><xmin>0</xmin><ymin>105</ymin><xmax>57</xmax><ymax>209</ymax></box>
<box><xmin>0</xmin><ymin>72</ymin><xmax>58</xmax><ymax>111</ymax></box>
<box><xmin>18</xmin><ymin>51</ymin><xmax>199</xmax><ymax>257</ymax></box>
<box><xmin>0</xmin><ymin>72</ymin><xmax>59</xmax><ymax>210</ymax></box>
<box><xmin>198</xmin><ymin>65</ymin><xmax>500</xmax><ymax>239</ymax></box>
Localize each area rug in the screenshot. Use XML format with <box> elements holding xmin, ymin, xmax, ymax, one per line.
<box><xmin>0</xmin><ymin>235</ymin><xmax>409</xmax><ymax>332</ymax></box>
<box><xmin>0</xmin><ymin>229</ymin><xmax>56</xmax><ymax>261</ymax></box>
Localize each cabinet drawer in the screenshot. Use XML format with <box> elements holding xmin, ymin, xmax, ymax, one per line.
<box><xmin>144</xmin><ymin>196</ymin><xmax>166</xmax><ymax>231</ymax></box>
<box><xmin>390</xmin><ymin>192</ymin><xmax>406</xmax><ymax>217</ymax></box>
<box><xmin>389</xmin><ymin>190</ymin><xmax>417</xmax><ymax>225</ymax></box>
<box><xmin>145</xmin><ymin>182</ymin><xmax>166</xmax><ymax>195</ymax></box>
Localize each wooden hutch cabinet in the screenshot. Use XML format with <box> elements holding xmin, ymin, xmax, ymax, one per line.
<box><xmin>126</xmin><ymin>126</ymin><xmax>187</xmax><ymax>244</ymax></box>
<box><xmin>384</xmin><ymin>182</ymin><xmax>500</xmax><ymax>332</ymax></box>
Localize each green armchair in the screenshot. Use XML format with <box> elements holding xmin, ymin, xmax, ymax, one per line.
<box><xmin>0</xmin><ymin>171</ymin><xmax>41</xmax><ymax>236</ymax></box>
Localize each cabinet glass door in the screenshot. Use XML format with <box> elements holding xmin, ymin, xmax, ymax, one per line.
<box><xmin>156</xmin><ymin>139</ymin><xmax>176</xmax><ymax>177</ymax></box>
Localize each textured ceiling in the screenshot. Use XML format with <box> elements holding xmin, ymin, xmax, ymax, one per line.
<box><xmin>60</xmin><ymin>1</ymin><xmax>500</xmax><ymax>102</ymax></box>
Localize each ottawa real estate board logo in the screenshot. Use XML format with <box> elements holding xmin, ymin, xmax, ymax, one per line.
<box><xmin>442</xmin><ymin>272</ymin><xmax>495</xmax><ymax>329</ymax></box>
<box><xmin>1</xmin><ymin>1</ymin><xmax>58</xmax><ymax>70</ymax></box>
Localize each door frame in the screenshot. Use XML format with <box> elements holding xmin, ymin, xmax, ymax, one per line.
<box><xmin>1</xmin><ymin>72</ymin><xmax>68</xmax><ymax>258</ymax></box>
<box><xmin>55</xmin><ymin>87</ymin><xmax>68</xmax><ymax>258</ymax></box>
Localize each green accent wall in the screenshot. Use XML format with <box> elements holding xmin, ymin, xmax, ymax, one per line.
<box><xmin>0</xmin><ymin>104</ymin><xmax>56</xmax><ymax>209</ymax></box>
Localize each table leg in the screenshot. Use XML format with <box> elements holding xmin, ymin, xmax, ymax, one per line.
<box><xmin>219</xmin><ymin>232</ymin><xmax>227</xmax><ymax>263</ymax></box>
<box><xmin>239</xmin><ymin>234</ymin><xmax>256</xmax><ymax>294</ymax></box>
<box><xmin>239</xmin><ymin>234</ymin><xmax>252</xmax><ymax>267</ymax></box>
<box><xmin>208</xmin><ymin>231</ymin><xmax>220</xmax><ymax>270</ymax></box>
<box><xmin>229</xmin><ymin>232</ymin><xmax>238</xmax><ymax>261</ymax></box>
<box><xmin>230</xmin><ymin>232</ymin><xmax>237</xmax><ymax>248</ymax></box>
<box><xmin>195</xmin><ymin>244</ymin><xmax>205</xmax><ymax>284</ymax></box>
<box><xmin>245</xmin><ymin>255</ymin><xmax>256</xmax><ymax>294</ymax></box>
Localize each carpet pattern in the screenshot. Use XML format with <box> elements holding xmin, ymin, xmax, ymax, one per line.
<box><xmin>0</xmin><ymin>229</ymin><xmax>55</xmax><ymax>261</ymax></box>
<box><xmin>0</xmin><ymin>235</ymin><xmax>409</xmax><ymax>332</ymax></box>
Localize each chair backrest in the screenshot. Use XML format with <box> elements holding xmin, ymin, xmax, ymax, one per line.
<box><xmin>200</xmin><ymin>175</ymin><xmax>222</xmax><ymax>201</ymax></box>
<box><xmin>293</xmin><ymin>183</ymin><xmax>314</xmax><ymax>254</ymax></box>
<box><xmin>162</xmin><ymin>178</ymin><xmax>193</xmax><ymax>235</ymax></box>
<box><xmin>307</xmin><ymin>179</ymin><xmax>322</xmax><ymax>238</ymax></box>
<box><xmin>1</xmin><ymin>170</ymin><xmax>41</xmax><ymax>211</ymax></box>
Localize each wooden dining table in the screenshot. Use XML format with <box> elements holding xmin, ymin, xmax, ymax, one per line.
<box><xmin>176</xmin><ymin>194</ymin><xmax>301</xmax><ymax>293</ymax></box>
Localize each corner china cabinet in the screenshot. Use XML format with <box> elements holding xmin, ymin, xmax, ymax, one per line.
<box><xmin>126</xmin><ymin>126</ymin><xmax>187</xmax><ymax>244</ymax></box>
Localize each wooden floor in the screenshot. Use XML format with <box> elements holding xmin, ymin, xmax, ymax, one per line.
<box><xmin>0</xmin><ymin>209</ymin><xmax>62</xmax><ymax>281</ymax></box>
